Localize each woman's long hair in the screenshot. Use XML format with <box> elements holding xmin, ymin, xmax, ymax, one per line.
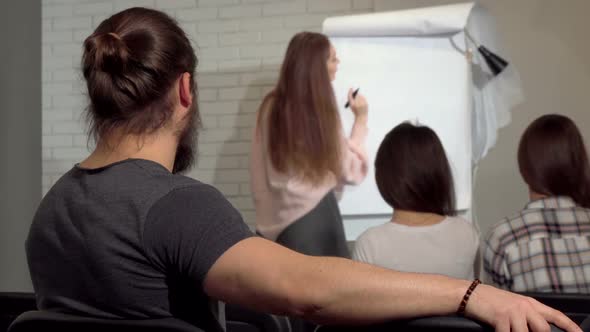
<box><xmin>518</xmin><ymin>114</ymin><xmax>590</xmax><ymax>208</ymax></box>
<box><xmin>259</xmin><ymin>32</ymin><xmax>342</xmax><ymax>183</ymax></box>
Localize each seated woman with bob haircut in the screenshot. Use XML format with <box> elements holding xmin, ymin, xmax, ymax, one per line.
<box><xmin>353</xmin><ymin>122</ymin><xmax>479</xmax><ymax>279</ymax></box>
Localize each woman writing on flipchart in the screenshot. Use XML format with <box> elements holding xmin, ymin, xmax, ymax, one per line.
<box><xmin>250</xmin><ymin>31</ymin><xmax>369</xmax><ymax>258</ymax></box>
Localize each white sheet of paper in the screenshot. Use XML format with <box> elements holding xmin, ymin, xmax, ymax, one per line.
<box><xmin>324</xmin><ymin>2</ymin><xmax>475</xmax><ymax>37</ymax></box>
<box><xmin>331</xmin><ymin>36</ymin><xmax>472</xmax><ymax>215</ymax></box>
<box><xmin>324</xmin><ymin>2</ymin><xmax>476</xmax><ymax>216</ymax></box>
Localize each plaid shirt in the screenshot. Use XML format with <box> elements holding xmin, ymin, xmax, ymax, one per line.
<box><xmin>484</xmin><ymin>196</ymin><xmax>590</xmax><ymax>293</ymax></box>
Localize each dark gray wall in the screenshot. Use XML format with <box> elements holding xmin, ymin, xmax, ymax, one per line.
<box><xmin>0</xmin><ymin>0</ymin><xmax>41</xmax><ymax>292</ymax></box>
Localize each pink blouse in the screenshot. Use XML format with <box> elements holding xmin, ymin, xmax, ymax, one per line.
<box><xmin>250</xmin><ymin>108</ymin><xmax>369</xmax><ymax>241</ymax></box>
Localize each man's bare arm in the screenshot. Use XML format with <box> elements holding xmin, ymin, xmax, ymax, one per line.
<box><xmin>204</xmin><ymin>237</ymin><xmax>581</xmax><ymax>332</ymax></box>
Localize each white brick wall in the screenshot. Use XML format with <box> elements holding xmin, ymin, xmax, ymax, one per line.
<box><xmin>42</xmin><ymin>0</ymin><xmax>375</xmax><ymax>227</ymax></box>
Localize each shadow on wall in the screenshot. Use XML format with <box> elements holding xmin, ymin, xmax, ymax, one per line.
<box><xmin>188</xmin><ymin>60</ymin><xmax>282</xmax><ymax>229</ymax></box>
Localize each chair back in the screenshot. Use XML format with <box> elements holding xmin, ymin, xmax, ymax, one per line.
<box><xmin>315</xmin><ymin>316</ymin><xmax>493</xmax><ymax>332</ymax></box>
<box><xmin>521</xmin><ymin>292</ymin><xmax>590</xmax><ymax>325</ymax></box>
<box><xmin>226</xmin><ymin>303</ymin><xmax>291</xmax><ymax>332</ymax></box>
<box><xmin>0</xmin><ymin>292</ymin><xmax>36</xmax><ymax>332</ymax></box>
<box><xmin>8</xmin><ymin>310</ymin><xmax>204</xmax><ymax>332</ymax></box>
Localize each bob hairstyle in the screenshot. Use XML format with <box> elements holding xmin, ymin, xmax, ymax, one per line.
<box><xmin>518</xmin><ymin>114</ymin><xmax>590</xmax><ymax>208</ymax></box>
<box><xmin>374</xmin><ymin>122</ymin><xmax>456</xmax><ymax>216</ymax></box>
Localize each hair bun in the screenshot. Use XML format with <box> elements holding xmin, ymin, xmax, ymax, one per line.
<box><xmin>84</xmin><ymin>32</ymin><xmax>129</xmax><ymax>75</ymax></box>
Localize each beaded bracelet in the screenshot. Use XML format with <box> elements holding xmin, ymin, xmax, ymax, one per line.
<box><xmin>457</xmin><ymin>279</ymin><xmax>481</xmax><ymax>316</ymax></box>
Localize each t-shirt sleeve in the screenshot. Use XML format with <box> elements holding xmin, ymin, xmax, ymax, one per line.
<box><xmin>143</xmin><ymin>184</ymin><xmax>254</xmax><ymax>286</ymax></box>
<box><xmin>483</xmin><ymin>226</ymin><xmax>513</xmax><ymax>289</ymax></box>
<box><xmin>351</xmin><ymin>233</ymin><xmax>373</xmax><ymax>263</ymax></box>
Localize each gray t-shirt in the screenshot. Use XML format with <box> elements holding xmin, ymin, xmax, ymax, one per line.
<box><xmin>352</xmin><ymin>216</ymin><xmax>480</xmax><ymax>279</ymax></box>
<box><xmin>26</xmin><ymin>159</ymin><xmax>253</xmax><ymax>331</ymax></box>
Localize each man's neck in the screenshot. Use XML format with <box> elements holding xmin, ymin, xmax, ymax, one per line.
<box><xmin>80</xmin><ymin>130</ymin><xmax>177</xmax><ymax>172</ymax></box>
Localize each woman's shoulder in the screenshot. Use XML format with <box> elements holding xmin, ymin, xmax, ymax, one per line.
<box><xmin>443</xmin><ymin>216</ymin><xmax>480</xmax><ymax>239</ymax></box>
<box><xmin>356</xmin><ymin>222</ymin><xmax>395</xmax><ymax>243</ymax></box>
<box><xmin>254</xmin><ymin>92</ymin><xmax>275</xmax><ymax>134</ymax></box>
<box><xmin>444</xmin><ymin>215</ymin><xmax>472</xmax><ymax>225</ymax></box>
<box><xmin>353</xmin><ymin>222</ymin><xmax>394</xmax><ymax>261</ymax></box>
<box><xmin>260</xmin><ymin>91</ymin><xmax>276</xmax><ymax>111</ymax></box>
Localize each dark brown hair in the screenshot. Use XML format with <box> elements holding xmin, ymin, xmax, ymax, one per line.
<box><xmin>518</xmin><ymin>114</ymin><xmax>590</xmax><ymax>208</ymax></box>
<box><xmin>259</xmin><ymin>32</ymin><xmax>342</xmax><ymax>183</ymax></box>
<box><xmin>82</xmin><ymin>7</ymin><xmax>199</xmax><ymax>143</ymax></box>
<box><xmin>375</xmin><ymin>122</ymin><xmax>456</xmax><ymax>216</ymax></box>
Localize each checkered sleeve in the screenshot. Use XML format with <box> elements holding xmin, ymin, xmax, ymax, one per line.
<box><xmin>484</xmin><ymin>224</ymin><xmax>514</xmax><ymax>290</ymax></box>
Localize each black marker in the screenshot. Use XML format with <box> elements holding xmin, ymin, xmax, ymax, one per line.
<box><xmin>344</xmin><ymin>88</ymin><xmax>360</xmax><ymax>108</ymax></box>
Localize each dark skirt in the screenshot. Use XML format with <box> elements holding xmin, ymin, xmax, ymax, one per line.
<box><xmin>266</xmin><ymin>191</ymin><xmax>349</xmax><ymax>332</ymax></box>
<box><xmin>275</xmin><ymin>191</ymin><xmax>350</xmax><ymax>258</ymax></box>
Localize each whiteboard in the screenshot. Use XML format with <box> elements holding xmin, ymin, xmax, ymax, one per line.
<box><xmin>331</xmin><ymin>35</ymin><xmax>472</xmax><ymax>215</ymax></box>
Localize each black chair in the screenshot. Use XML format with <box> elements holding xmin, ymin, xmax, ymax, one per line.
<box><xmin>0</xmin><ymin>292</ymin><xmax>37</xmax><ymax>332</ymax></box>
<box><xmin>226</xmin><ymin>303</ymin><xmax>291</xmax><ymax>332</ymax></box>
<box><xmin>316</xmin><ymin>316</ymin><xmax>494</xmax><ymax>332</ymax></box>
<box><xmin>315</xmin><ymin>315</ymin><xmax>578</xmax><ymax>332</ymax></box>
<box><xmin>8</xmin><ymin>311</ymin><xmax>204</xmax><ymax>332</ymax></box>
<box><xmin>521</xmin><ymin>292</ymin><xmax>590</xmax><ymax>325</ymax></box>
<box><xmin>227</xmin><ymin>320</ymin><xmax>261</xmax><ymax>332</ymax></box>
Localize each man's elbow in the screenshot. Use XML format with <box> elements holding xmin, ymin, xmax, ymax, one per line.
<box><xmin>277</xmin><ymin>272</ymin><xmax>326</xmax><ymax>320</ymax></box>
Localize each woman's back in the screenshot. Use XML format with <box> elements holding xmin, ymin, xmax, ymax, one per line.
<box><xmin>353</xmin><ymin>216</ymin><xmax>479</xmax><ymax>279</ymax></box>
<box><xmin>250</xmin><ymin>32</ymin><xmax>369</xmax><ymax>258</ymax></box>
